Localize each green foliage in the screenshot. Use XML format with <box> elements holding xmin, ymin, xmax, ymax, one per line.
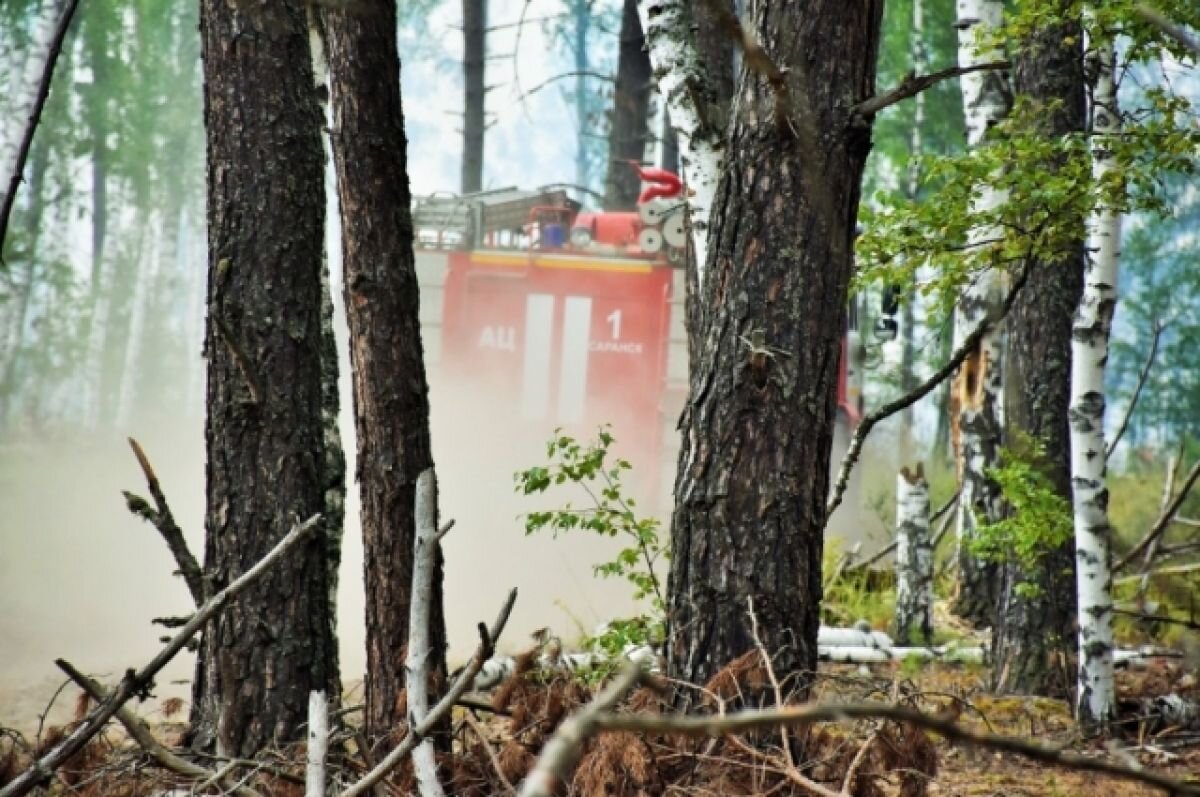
<box><xmin>516</xmin><ymin>426</ymin><xmax>666</xmax><ymax>608</ymax></box>
<box><xmin>971</xmin><ymin>438</ymin><xmax>1073</xmax><ymax>596</ymax></box>
<box><xmin>822</xmin><ymin>540</ymin><xmax>896</xmax><ymax>629</ymax></box>
<box><xmin>855</xmin><ymin>0</ymin><xmax>1200</xmax><ymax>317</ymax></box>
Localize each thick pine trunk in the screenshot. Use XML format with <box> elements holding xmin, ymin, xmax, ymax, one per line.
<box><xmin>1072</xmin><ymin>34</ymin><xmax>1120</xmax><ymax>728</ymax></box>
<box><xmin>322</xmin><ymin>0</ymin><xmax>445</xmax><ymax>743</ymax></box>
<box><xmin>193</xmin><ymin>0</ymin><xmax>339</xmax><ymax>757</ymax></box>
<box><xmin>667</xmin><ymin>0</ymin><xmax>882</xmax><ymax>698</ymax></box>
<box><xmin>602</xmin><ymin>0</ymin><xmax>651</xmax><ymax>211</ymax></box>
<box><xmin>991</xmin><ymin>12</ymin><xmax>1085</xmax><ymax>697</ymax></box>
<box><xmin>951</xmin><ymin>0</ymin><xmax>1011</xmax><ymax>626</ymax></box>
<box><xmin>461</xmin><ymin>0</ymin><xmax>485</xmax><ymax>194</ymax></box>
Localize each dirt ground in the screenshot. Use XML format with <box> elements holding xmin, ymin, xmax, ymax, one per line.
<box><xmin>3</xmin><ymin>654</ymin><xmax>1198</xmax><ymax>796</ymax></box>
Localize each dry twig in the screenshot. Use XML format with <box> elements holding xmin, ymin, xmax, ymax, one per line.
<box><xmin>123</xmin><ymin>437</ymin><xmax>205</xmax><ymax>606</ymax></box>
<box><xmin>0</xmin><ymin>514</ymin><xmax>322</xmax><ymax>797</ymax></box>
<box><xmin>1116</xmin><ymin>455</ymin><xmax>1200</xmax><ymax>571</ymax></box>
<box><xmin>340</xmin><ymin>587</ymin><xmax>518</xmax><ymax>797</ymax></box>
<box><xmin>56</xmin><ymin>660</ymin><xmax>264</xmax><ymax>797</ymax></box>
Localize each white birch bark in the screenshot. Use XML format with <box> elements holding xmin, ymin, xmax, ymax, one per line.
<box><xmin>0</xmin><ymin>0</ymin><xmax>60</xmax><ymax>186</ymax></box>
<box><xmin>407</xmin><ymin>470</ymin><xmax>446</xmax><ymax>797</ymax></box>
<box><xmin>305</xmin><ymin>690</ymin><xmax>328</xmax><ymax>797</ymax></box>
<box><xmin>1072</xmin><ymin>35</ymin><xmax>1120</xmax><ymax>727</ymax></box>
<box><xmin>952</xmin><ymin>0</ymin><xmax>1011</xmax><ymax>620</ymax></box>
<box><xmin>636</xmin><ymin>0</ymin><xmax>724</xmax><ymax>289</ymax></box>
<box><xmin>894</xmin><ymin>465</ymin><xmax>934</xmax><ymax>646</ymax></box>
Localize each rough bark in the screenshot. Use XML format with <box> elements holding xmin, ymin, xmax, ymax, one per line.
<box><xmin>667</xmin><ymin>0</ymin><xmax>883</xmax><ymax>699</ymax></box>
<box><xmin>992</xmin><ymin>13</ymin><xmax>1085</xmax><ymax>698</ymax></box>
<box><xmin>193</xmin><ymin>0</ymin><xmax>339</xmax><ymax>757</ymax></box>
<box><xmin>603</xmin><ymin>0</ymin><xmax>652</xmax><ymax>211</ymax></box>
<box><xmin>1072</xmin><ymin>32</ymin><xmax>1120</xmax><ymax>728</ymax></box>
<box><xmin>894</xmin><ymin>464</ymin><xmax>934</xmax><ymax>646</ymax></box>
<box><xmin>951</xmin><ymin>0</ymin><xmax>1011</xmax><ymax>627</ymax></box>
<box><xmin>322</xmin><ymin>0</ymin><xmax>446</xmax><ymax>743</ymax></box>
<box><xmin>461</xmin><ymin>0</ymin><xmax>485</xmax><ymax>194</ymax></box>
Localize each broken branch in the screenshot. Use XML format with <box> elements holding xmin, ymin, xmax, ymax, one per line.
<box><xmin>124</xmin><ymin>437</ymin><xmax>205</xmax><ymax>606</ymax></box>
<box><xmin>1107</xmin><ymin>319</ymin><xmax>1164</xmax><ymax>461</ymax></box>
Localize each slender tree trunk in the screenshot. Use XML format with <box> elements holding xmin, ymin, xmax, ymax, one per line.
<box><xmin>571</xmin><ymin>0</ymin><xmax>591</xmax><ymax>194</ymax></box>
<box><xmin>461</xmin><ymin>0</ymin><xmax>485</xmax><ymax>194</ymax></box>
<box><xmin>951</xmin><ymin>0</ymin><xmax>1011</xmax><ymax>626</ymax></box>
<box><xmin>637</xmin><ymin>0</ymin><xmax>725</xmax><ymax>288</ymax></box>
<box><xmin>1072</xmin><ymin>33</ymin><xmax>1120</xmax><ymax>728</ymax></box>
<box><xmin>322</xmin><ymin>0</ymin><xmax>445</xmax><ymax>744</ymax></box>
<box><xmin>898</xmin><ymin>0</ymin><xmax>926</xmax><ymax>461</ymax></box>
<box><xmin>992</xmin><ymin>10</ymin><xmax>1085</xmax><ymax>697</ymax></box>
<box><xmin>0</xmin><ymin>0</ymin><xmax>63</xmax><ymax>193</ymax></box>
<box><xmin>660</xmin><ymin>110</ymin><xmax>679</xmax><ymax>173</ymax></box>
<box><xmin>602</xmin><ymin>0</ymin><xmax>651</xmax><ymax>211</ymax></box>
<box><xmin>0</xmin><ymin>133</ymin><xmax>50</xmax><ymax>426</ymax></box>
<box><xmin>667</xmin><ymin>0</ymin><xmax>883</xmax><ymax>699</ymax></box>
<box><xmin>192</xmin><ymin>0</ymin><xmax>339</xmax><ymax>756</ymax></box>
<box><xmin>894</xmin><ymin>464</ymin><xmax>933</xmax><ymax>646</ymax></box>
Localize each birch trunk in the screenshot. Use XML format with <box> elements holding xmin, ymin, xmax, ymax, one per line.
<box><xmin>0</xmin><ymin>0</ymin><xmax>62</xmax><ymax>193</ymax></box>
<box><xmin>951</xmin><ymin>0</ymin><xmax>1011</xmax><ymax>626</ymax></box>
<box><xmin>1072</xmin><ymin>35</ymin><xmax>1120</xmax><ymax>728</ymax></box>
<box><xmin>894</xmin><ymin>464</ymin><xmax>934</xmax><ymax>646</ymax></box>
<box><xmin>636</xmin><ymin>0</ymin><xmax>724</xmax><ymax>289</ymax></box>
<box><xmin>898</xmin><ymin>0</ymin><xmax>927</xmax><ymax>460</ymax></box>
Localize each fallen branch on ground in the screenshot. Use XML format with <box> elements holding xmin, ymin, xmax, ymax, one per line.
<box><xmin>0</xmin><ymin>514</ymin><xmax>322</xmax><ymax>797</ymax></box>
<box><xmin>589</xmin><ymin>697</ymin><xmax>1200</xmax><ymax>796</ymax></box>
<box><xmin>826</xmin><ymin>265</ymin><xmax>1030</xmax><ymax>522</ymax></box>
<box><xmin>56</xmin><ymin>660</ymin><xmax>264</xmax><ymax>797</ymax></box>
<box><xmin>339</xmin><ymin>587</ymin><xmax>518</xmax><ymax>797</ymax></box>
<box><xmin>123</xmin><ymin>438</ymin><xmax>205</xmax><ymax>606</ymax></box>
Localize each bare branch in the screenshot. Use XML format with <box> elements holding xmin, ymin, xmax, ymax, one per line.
<box><xmin>123</xmin><ymin>438</ymin><xmax>205</xmax><ymax>606</ymax></box>
<box><xmin>826</xmin><ymin>265</ymin><xmax>1030</xmax><ymax>523</ymax></box>
<box><xmin>517</xmin><ymin>663</ymin><xmax>643</xmax><ymax>797</ymax></box>
<box><xmin>1115</xmin><ymin>455</ymin><xmax>1200</xmax><ymax>571</ymax></box>
<box><xmin>340</xmin><ymin>587</ymin><xmax>518</xmax><ymax>797</ymax></box>
<box><xmin>57</xmin><ymin>660</ymin><xmax>265</xmax><ymax>797</ymax></box>
<box><xmin>853</xmin><ymin>490</ymin><xmax>959</xmax><ymax>571</ymax></box>
<box><xmin>852</xmin><ymin>61</ymin><xmax>1011</xmax><ymax>120</ymax></box>
<box><xmin>1135</xmin><ymin>4</ymin><xmax>1200</xmax><ymax>56</ymax></box>
<box><xmin>0</xmin><ymin>515</ymin><xmax>323</xmax><ymax>797</ymax></box>
<box><xmin>1106</xmin><ymin>319</ymin><xmax>1164</xmax><ymax>461</ymax></box>
<box><xmin>590</xmin><ymin>702</ymin><xmax>1200</xmax><ymax>795</ymax></box>
<box><xmin>0</xmin><ymin>0</ymin><xmax>82</xmax><ymax>261</ymax></box>
<box><xmin>513</xmin><ymin>70</ymin><xmax>613</xmax><ymax>105</ymax></box>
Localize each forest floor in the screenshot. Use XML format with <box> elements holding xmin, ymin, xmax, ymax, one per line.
<box><xmin>2</xmin><ymin>652</ymin><xmax>1198</xmax><ymax>796</ymax></box>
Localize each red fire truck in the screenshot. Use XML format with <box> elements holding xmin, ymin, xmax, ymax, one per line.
<box><xmin>412</xmin><ymin>179</ymin><xmax>865</xmax><ymax>525</ymax></box>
